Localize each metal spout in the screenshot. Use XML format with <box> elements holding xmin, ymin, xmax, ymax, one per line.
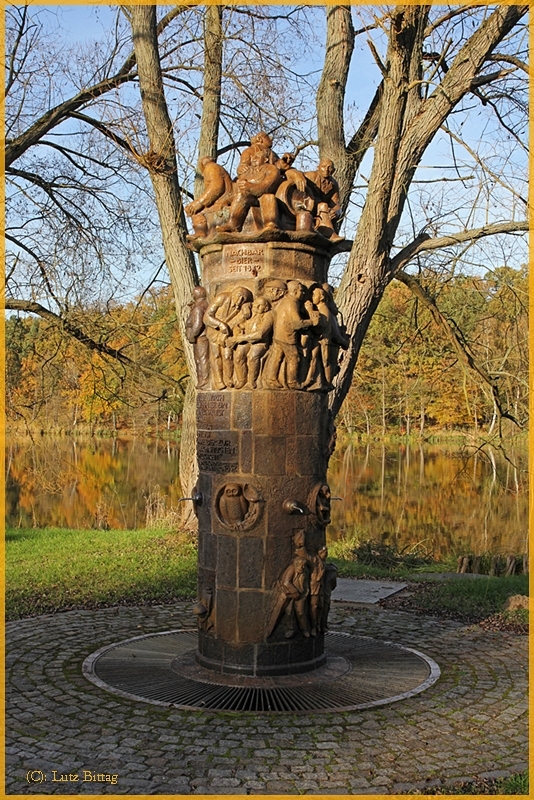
<box><xmin>178</xmin><ymin>492</ymin><xmax>203</xmax><ymax>505</ymax></box>
<box><xmin>282</xmin><ymin>499</ymin><xmax>304</xmax><ymax>514</ymax></box>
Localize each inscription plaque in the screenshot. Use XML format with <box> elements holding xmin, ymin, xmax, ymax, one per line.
<box><xmin>197</xmin><ymin>393</ymin><xmax>231</xmax><ymax>430</ymax></box>
<box><xmin>197</xmin><ymin>430</ymin><xmax>239</xmax><ymax>474</ymax></box>
<box><xmin>223</xmin><ymin>244</ymin><xmax>264</xmax><ymax>277</ymax></box>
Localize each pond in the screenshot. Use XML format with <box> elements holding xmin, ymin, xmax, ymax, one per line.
<box><xmin>5</xmin><ymin>437</ymin><xmax>528</xmax><ymax>559</ymax></box>
<box><xmin>327</xmin><ymin>441</ymin><xmax>528</xmax><ymax>560</ymax></box>
<box><xmin>6</xmin><ymin>438</ymin><xmax>182</xmax><ymax>531</ymax></box>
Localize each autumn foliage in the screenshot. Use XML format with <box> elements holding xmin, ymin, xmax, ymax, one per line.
<box><xmin>6</xmin><ymin>286</ymin><xmax>187</xmax><ymax>434</ymax></box>
<box><xmin>342</xmin><ymin>266</ymin><xmax>528</xmax><ymax>437</ymax></box>
<box><xmin>6</xmin><ymin>266</ymin><xmax>527</xmax><ymax>439</ymax></box>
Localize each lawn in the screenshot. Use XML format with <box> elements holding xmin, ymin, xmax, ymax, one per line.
<box><xmin>6</xmin><ymin>526</ymin><xmax>197</xmax><ymax>620</ymax></box>
<box><xmin>6</xmin><ymin>527</ymin><xmax>528</xmax><ymax>626</ymax></box>
<box><xmin>403</xmin><ymin>573</ymin><xmax>529</xmax><ymax>621</ymax></box>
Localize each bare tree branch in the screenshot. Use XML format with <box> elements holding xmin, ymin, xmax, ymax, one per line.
<box><xmin>5</xmin><ymin>233</ymin><xmax>61</xmax><ymax>304</ymax></box>
<box><xmin>5</xmin><ymin>6</ymin><xmax>32</xmax><ymax>95</ymax></box>
<box><xmin>216</xmin><ymin>140</ymin><xmax>252</xmax><ymax>157</ymax></box>
<box><xmin>5</xmin><ymin>299</ymin><xmax>186</xmax><ymax>394</ymax></box>
<box><xmin>442</xmin><ymin>124</ymin><xmax>527</xmax><ymax>204</ymax></box>
<box><xmin>487</xmin><ymin>52</ymin><xmax>528</xmax><ymax>73</ymax></box>
<box><xmin>5</xmin><ymin>5</ymin><xmax>189</xmax><ymax>168</ymax></box>
<box><xmin>390</xmin><ymin>220</ymin><xmax>529</xmax><ymax>275</ymax></box>
<box><xmin>367</xmin><ymin>38</ymin><xmax>387</xmax><ymax>77</ymax></box>
<box><xmin>6</xmin><ymin>73</ymin><xmax>138</xmax><ymax>168</ymax></box>
<box><xmin>425</xmin><ymin>6</ymin><xmax>480</xmax><ymax>36</ymax></box>
<box><xmin>69</xmin><ymin>112</ymin><xmax>142</xmax><ymax>159</ymax></box>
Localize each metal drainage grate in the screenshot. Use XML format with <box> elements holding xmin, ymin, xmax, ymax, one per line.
<box><xmin>83</xmin><ymin>629</ymin><xmax>440</xmax><ymax>714</ymax></box>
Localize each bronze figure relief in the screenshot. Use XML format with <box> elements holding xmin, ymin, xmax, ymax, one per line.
<box><xmin>215</xmin><ymin>482</ymin><xmax>263</xmax><ymax>531</ymax></box>
<box><xmin>188</xmin><ymin>276</ymin><xmax>349</xmax><ymax>394</ymax></box>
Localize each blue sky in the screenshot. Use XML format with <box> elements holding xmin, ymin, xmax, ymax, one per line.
<box><xmin>7</xmin><ymin>4</ymin><xmax>528</xmax><ymax>295</ymax></box>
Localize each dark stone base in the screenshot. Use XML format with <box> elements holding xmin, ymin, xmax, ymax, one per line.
<box><xmin>196</xmin><ymin>631</ymin><xmax>326</xmax><ymax>676</ymax></box>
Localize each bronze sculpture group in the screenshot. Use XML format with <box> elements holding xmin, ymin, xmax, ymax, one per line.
<box><xmin>185</xmin><ymin>131</ymin><xmax>344</xmax><ymax>241</ymax></box>
<box><xmin>266</xmin><ymin>531</ymin><xmax>338</xmax><ymax>640</ymax></box>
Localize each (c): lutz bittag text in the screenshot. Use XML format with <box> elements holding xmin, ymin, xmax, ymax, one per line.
<box><xmin>26</xmin><ymin>770</ymin><xmax>118</xmax><ymax>785</ymax></box>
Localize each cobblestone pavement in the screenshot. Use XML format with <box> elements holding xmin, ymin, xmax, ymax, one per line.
<box><xmin>6</xmin><ymin>602</ymin><xmax>527</xmax><ymax>795</ymax></box>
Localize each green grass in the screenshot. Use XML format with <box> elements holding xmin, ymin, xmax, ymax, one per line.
<box><xmin>327</xmin><ymin>534</ymin><xmax>457</xmax><ymax>577</ymax></box>
<box><xmin>328</xmin><ymin>533</ymin><xmax>528</xmax><ymax>622</ymax></box>
<box><xmin>499</xmin><ymin>771</ymin><xmax>529</xmax><ymax>794</ymax></box>
<box><xmin>501</xmin><ymin>607</ymin><xmax>529</xmax><ymax>625</ymax></box>
<box><xmin>7</xmin><ymin>527</ymin><xmax>528</xmax><ymax>625</ymax></box>
<box><xmin>328</xmin><ymin>556</ymin><xmax>458</xmax><ymax>579</ymax></box>
<box><xmin>405</xmin><ymin>574</ymin><xmax>528</xmax><ymax>621</ymax></box>
<box><xmin>328</xmin><ymin>557</ymin><xmax>419</xmax><ymax>579</ymax></box>
<box><xmin>327</xmin><ymin>547</ymin><xmax>455</xmax><ymax>580</ymax></box>
<box><xmin>6</xmin><ymin>526</ymin><xmax>197</xmax><ymax>620</ymax></box>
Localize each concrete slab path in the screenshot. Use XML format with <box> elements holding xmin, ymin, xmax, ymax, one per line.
<box><xmin>6</xmin><ymin>602</ymin><xmax>527</xmax><ymax>795</ymax></box>
<box><xmin>332</xmin><ymin>579</ymin><xmax>407</xmax><ymax>603</ymax></box>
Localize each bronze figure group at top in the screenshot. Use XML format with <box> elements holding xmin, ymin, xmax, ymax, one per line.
<box><xmin>185</xmin><ymin>131</ymin><xmax>343</xmax><ymax>241</ymax></box>
<box><xmin>186</xmin><ymin>278</ymin><xmax>350</xmax><ymax>393</ymax></box>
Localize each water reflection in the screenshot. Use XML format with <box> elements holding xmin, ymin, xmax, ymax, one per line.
<box><xmin>5</xmin><ymin>437</ymin><xmax>528</xmax><ymax>558</ymax></box>
<box><xmin>6</xmin><ymin>438</ymin><xmax>181</xmax><ymax>530</ymax></box>
<box><xmin>327</xmin><ymin>442</ymin><xmax>528</xmax><ymax>559</ymax></box>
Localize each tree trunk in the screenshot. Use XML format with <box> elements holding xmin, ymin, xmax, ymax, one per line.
<box><xmin>419</xmin><ymin>399</ymin><xmax>425</xmax><ymax>437</ymax></box>
<box><xmin>331</xmin><ymin>7</ymin><xmax>427</xmax><ymax>417</ymax></box>
<box><xmin>317</xmin><ymin>7</ymin><xmax>385</xmax><ymax>219</ymax></box>
<box><xmin>178</xmin><ymin>379</ymin><xmax>199</xmax><ymax>531</ymax></box>
<box><xmin>194</xmin><ymin>5</ymin><xmax>223</xmax><ymax>197</ymax></box>
<box><xmin>382</xmin><ymin>366</ymin><xmax>387</xmax><ymax>437</ymax></box>
<box><xmin>130</xmin><ymin>6</ymin><xmax>199</xmax><ymax>529</ymax></box>
<box><xmin>325</xmin><ymin>4</ymin><xmax>526</xmax><ymax>419</ymax></box>
<box><xmin>316</xmin><ymin>6</ymin><xmax>354</xmax><ymax>207</ymax></box>
<box><xmin>130</xmin><ymin>6</ymin><xmax>198</xmax><ymax>349</ymax></box>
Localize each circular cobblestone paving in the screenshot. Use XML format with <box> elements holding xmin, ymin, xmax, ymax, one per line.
<box><xmin>6</xmin><ymin>602</ymin><xmax>527</xmax><ymax>795</ymax></box>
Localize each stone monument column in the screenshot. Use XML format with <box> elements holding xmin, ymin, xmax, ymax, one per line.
<box><xmin>185</xmin><ymin>135</ymin><xmax>350</xmax><ymax>676</ymax></box>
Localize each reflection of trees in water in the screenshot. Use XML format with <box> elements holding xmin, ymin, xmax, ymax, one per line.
<box><xmin>6</xmin><ymin>438</ymin><xmax>181</xmax><ymax>529</ymax></box>
<box><xmin>327</xmin><ymin>442</ymin><xmax>527</xmax><ymax>558</ymax></box>
<box><xmin>5</xmin><ymin>438</ymin><xmax>527</xmax><ymax>554</ymax></box>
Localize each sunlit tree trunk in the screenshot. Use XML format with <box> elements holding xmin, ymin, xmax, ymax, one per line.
<box><xmin>314</xmin><ymin>4</ymin><xmax>527</xmax><ymax>420</ymax></box>
<box><xmin>130</xmin><ymin>6</ymin><xmax>199</xmax><ymax>529</ymax></box>
<box><xmin>194</xmin><ymin>5</ymin><xmax>223</xmax><ymax>197</ymax></box>
<box><xmin>419</xmin><ymin>399</ymin><xmax>425</xmax><ymax>438</ymax></box>
<box><xmin>381</xmin><ymin>367</ymin><xmax>387</xmax><ymax>438</ymax></box>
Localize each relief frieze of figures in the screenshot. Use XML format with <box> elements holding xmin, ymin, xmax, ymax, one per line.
<box><xmin>266</xmin><ymin>530</ymin><xmax>338</xmax><ymax>639</ymax></box>
<box><xmin>185</xmin><ymin>279</ymin><xmax>350</xmax><ymax>393</ymax></box>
